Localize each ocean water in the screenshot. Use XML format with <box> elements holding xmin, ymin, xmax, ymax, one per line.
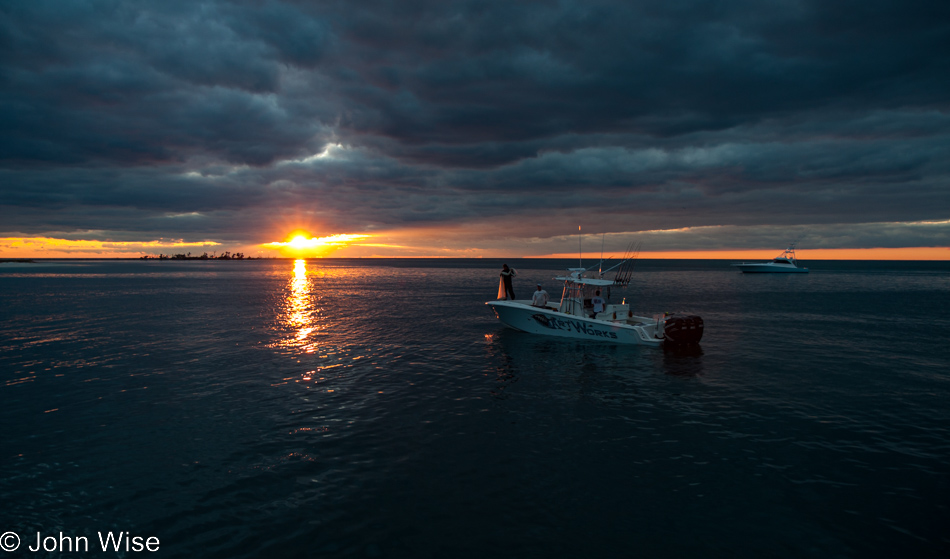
<box><xmin>1</xmin><ymin>258</ymin><xmax>948</xmax><ymax>558</ymax></box>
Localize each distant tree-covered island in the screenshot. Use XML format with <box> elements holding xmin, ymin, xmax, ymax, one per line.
<box><xmin>141</xmin><ymin>251</ymin><xmax>257</xmax><ymax>260</ymax></box>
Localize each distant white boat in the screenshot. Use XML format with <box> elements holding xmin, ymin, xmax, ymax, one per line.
<box><xmin>486</xmin><ymin>259</ymin><xmax>703</xmax><ymax>347</ymax></box>
<box><xmin>733</xmin><ymin>245</ymin><xmax>809</xmax><ymax>273</ymax></box>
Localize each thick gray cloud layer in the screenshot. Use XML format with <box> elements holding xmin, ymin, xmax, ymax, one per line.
<box><xmin>1</xmin><ymin>0</ymin><xmax>948</xmax><ymax>251</ymax></box>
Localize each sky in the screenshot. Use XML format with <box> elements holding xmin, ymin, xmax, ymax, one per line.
<box><xmin>1</xmin><ymin>0</ymin><xmax>948</xmax><ymax>259</ymax></box>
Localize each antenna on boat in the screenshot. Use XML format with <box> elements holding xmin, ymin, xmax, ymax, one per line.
<box><xmin>578</xmin><ymin>225</ymin><xmax>582</xmax><ymax>270</ymax></box>
<box><xmin>599</xmin><ymin>233</ymin><xmax>605</xmax><ymax>276</ymax></box>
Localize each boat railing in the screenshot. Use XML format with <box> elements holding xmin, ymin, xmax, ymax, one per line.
<box><xmin>558</xmin><ymin>296</ymin><xmax>586</xmax><ymax>317</ymax></box>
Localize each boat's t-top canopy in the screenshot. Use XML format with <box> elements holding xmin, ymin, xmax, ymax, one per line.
<box><xmin>554</xmin><ymin>275</ymin><xmax>616</xmax><ymax>287</ymax></box>
<box><xmin>551</xmin><ymin>242</ymin><xmax>642</xmax><ymax>290</ymax></box>
<box><xmin>775</xmin><ymin>244</ymin><xmax>799</xmax><ymax>263</ymax></box>
<box><xmin>556</xmin><ymin>251</ymin><xmax>639</xmax><ymax>287</ymax></box>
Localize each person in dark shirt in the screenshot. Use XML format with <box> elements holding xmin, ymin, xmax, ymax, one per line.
<box><xmin>499</xmin><ymin>264</ymin><xmax>517</xmax><ymax>300</ymax></box>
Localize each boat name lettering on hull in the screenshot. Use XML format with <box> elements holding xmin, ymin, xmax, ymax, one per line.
<box><xmin>531</xmin><ymin>314</ymin><xmax>618</xmax><ymax>339</ymax></box>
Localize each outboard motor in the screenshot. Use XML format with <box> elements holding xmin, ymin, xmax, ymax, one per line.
<box><xmin>663</xmin><ymin>314</ymin><xmax>704</xmax><ymax>345</ymax></box>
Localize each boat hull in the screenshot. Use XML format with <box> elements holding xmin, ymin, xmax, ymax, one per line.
<box><xmin>733</xmin><ymin>263</ymin><xmax>808</xmax><ymax>273</ymax></box>
<box><xmin>486</xmin><ymin>301</ymin><xmax>664</xmax><ymax>346</ymax></box>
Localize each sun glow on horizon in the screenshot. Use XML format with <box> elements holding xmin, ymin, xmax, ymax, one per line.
<box><xmin>0</xmin><ymin>236</ymin><xmax>221</xmax><ymax>258</ymax></box>
<box><xmin>262</xmin><ymin>233</ymin><xmax>370</xmax><ymax>257</ymax></box>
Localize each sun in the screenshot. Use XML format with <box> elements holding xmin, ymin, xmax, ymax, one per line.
<box><xmin>288</xmin><ymin>235</ymin><xmax>311</xmax><ymax>249</ymax></box>
<box><xmin>261</xmin><ymin>232</ymin><xmax>370</xmax><ymax>257</ymax></box>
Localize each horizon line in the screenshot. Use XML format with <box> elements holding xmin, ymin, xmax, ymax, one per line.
<box><xmin>4</xmin><ymin>248</ymin><xmax>950</xmax><ymax>262</ymax></box>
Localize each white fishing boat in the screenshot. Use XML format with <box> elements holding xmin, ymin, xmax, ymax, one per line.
<box><xmin>486</xmin><ymin>256</ymin><xmax>703</xmax><ymax>347</ymax></box>
<box><xmin>733</xmin><ymin>245</ymin><xmax>809</xmax><ymax>273</ymax></box>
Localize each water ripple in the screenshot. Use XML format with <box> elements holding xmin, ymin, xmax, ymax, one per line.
<box><xmin>1</xmin><ymin>260</ymin><xmax>948</xmax><ymax>557</ymax></box>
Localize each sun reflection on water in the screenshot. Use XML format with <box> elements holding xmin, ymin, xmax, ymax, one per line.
<box><xmin>277</xmin><ymin>259</ymin><xmax>320</xmax><ymax>352</ymax></box>
<box><xmin>270</xmin><ymin>261</ymin><xmax>375</xmax><ymax>387</ymax></box>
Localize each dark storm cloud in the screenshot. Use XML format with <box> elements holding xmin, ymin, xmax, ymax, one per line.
<box><xmin>322</xmin><ymin>0</ymin><xmax>950</xmax><ymax>159</ymax></box>
<box><xmin>1</xmin><ymin>0</ymin><xmax>948</xmax><ymax>250</ymax></box>
<box><xmin>0</xmin><ymin>0</ymin><xmax>335</xmax><ymax>168</ymax></box>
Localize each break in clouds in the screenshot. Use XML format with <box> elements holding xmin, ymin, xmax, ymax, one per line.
<box><xmin>1</xmin><ymin>0</ymin><xmax>949</xmax><ymax>253</ymax></box>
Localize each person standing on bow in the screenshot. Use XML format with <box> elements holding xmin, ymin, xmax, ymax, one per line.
<box><xmin>499</xmin><ymin>264</ymin><xmax>517</xmax><ymax>300</ymax></box>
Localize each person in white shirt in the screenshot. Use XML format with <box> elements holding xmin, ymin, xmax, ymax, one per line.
<box><xmin>591</xmin><ymin>290</ymin><xmax>606</xmax><ymax>316</ymax></box>
<box><xmin>531</xmin><ymin>284</ymin><xmax>549</xmax><ymax>307</ymax></box>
